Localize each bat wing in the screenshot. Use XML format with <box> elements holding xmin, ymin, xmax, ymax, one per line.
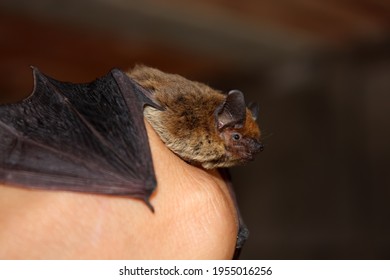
<box><xmin>0</xmin><ymin>68</ymin><xmax>160</xmax><ymax>210</ymax></box>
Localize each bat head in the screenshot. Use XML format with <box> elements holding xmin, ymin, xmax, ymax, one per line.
<box><xmin>214</xmin><ymin>90</ymin><xmax>263</xmax><ymax>167</ymax></box>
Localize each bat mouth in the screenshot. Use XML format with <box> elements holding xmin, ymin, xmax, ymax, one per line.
<box><xmin>242</xmin><ymin>153</ymin><xmax>257</xmax><ymax>162</ymax></box>
<box><xmin>233</xmin><ymin>151</ymin><xmax>256</xmax><ymax>163</ymax></box>
<box><xmin>228</xmin><ymin>139</ymin><xmax>263</xmax><ymax>163</ymax></box>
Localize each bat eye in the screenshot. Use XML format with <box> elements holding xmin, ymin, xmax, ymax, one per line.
<box><xmin>232</xmin><ymin>133</ymin><xmax>241</xmax><ymax>141</ymax></box>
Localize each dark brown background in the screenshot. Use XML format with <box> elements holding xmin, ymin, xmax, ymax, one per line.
<box><xmin>1</xmin><ymin>0</ymin><xmax>389</xmax><ymax>259</ymax></box>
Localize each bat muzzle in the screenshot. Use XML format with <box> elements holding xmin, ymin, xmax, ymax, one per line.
<box><xmin>251</xmin><ymin>140</ymin><xmax>264</xmax><ymax>154</ymax></box>
<box><xmin>239</xmin><ymin>139</ymin><xmax>264</xmax><ymax>162</ymax></box>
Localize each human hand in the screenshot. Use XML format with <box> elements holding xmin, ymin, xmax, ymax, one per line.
<box><xmin>0</xmin><ymin>122</ymin><xmax>238</xmax><ymax>259</ymax></box>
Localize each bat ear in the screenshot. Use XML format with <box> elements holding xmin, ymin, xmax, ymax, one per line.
<box><xmin>247</xmin><ymin>102</ymin><xmax>259</xmax><ymax>121</ymax></box>
<box><xmin>216</xmin><ymin>90</ymin><xmax>246</xmax><ymax>130</ymax></box>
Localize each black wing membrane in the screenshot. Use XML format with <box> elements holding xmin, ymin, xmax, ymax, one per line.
<box><xmin>0</xmin><ymin>68</ymin><xmax>159</xmax><ymax>210</ymax></box>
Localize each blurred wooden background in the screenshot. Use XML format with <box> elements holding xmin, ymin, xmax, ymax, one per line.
<box><xmin>1</xmin><ymin>0</ymin><xmax>389</xmax><ymax>259</ymax></box>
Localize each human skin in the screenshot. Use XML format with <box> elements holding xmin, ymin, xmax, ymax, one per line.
<box><xmin>0</xmin><ymin>122</ymin><xmax>238</xmax><ymax>259</ymax></box>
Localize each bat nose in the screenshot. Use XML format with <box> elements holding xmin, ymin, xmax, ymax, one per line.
<box><xmin>256</xmin><ymin>142</ymin><xmax>264</xmax><ymax>152</ymax></box>
<box><xmin>251</xmin><ymin>140</ymin><xmax>264</xmax><ymax>153</ymax></box>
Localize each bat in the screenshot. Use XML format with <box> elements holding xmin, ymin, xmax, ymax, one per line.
<box><xmin>0</xmin><ymin>65</ymin><xmax>263</xmax><ymax>258</ymax></box>
<box><xmin>129</xmin><ymin>66</ymin><xmax>263</xmax><ymax>169</ymax></box>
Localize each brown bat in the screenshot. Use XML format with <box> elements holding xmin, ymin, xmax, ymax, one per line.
<box><xmin>129</xmin><ymin>65</ymin><xmax>263</xmax><ymax>169</ymax></box>
<box><xmin>0</xmin><ymin>65</ymin><xmax>262</xmax><ymax>258</ymax></box>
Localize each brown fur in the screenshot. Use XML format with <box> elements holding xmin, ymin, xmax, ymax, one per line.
<box><xmin>128</xmin><ymin>65</ymin><xmax>261</xmax><ymax>169</ymax></box>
